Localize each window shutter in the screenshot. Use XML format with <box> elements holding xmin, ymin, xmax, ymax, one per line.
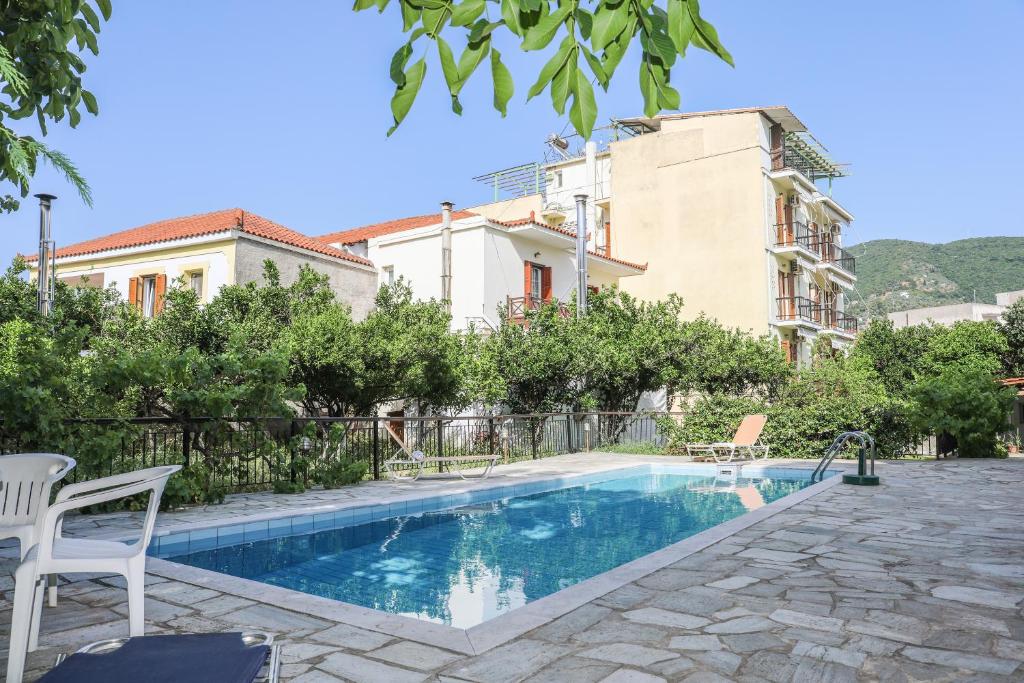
<box><xmin>127</xmin><ymin>277</ymin><xmax>139</xmax><ymax>308</ymax></box>
<box><xmin>154</xmin><ymin>274</ymin><xmax>167</xmax><ymax>314</ymax></box>
<box><xmin>774</xmin><ymin>195</ymin><xmax>785</xmax><ymax>243</ymax></box>
<box><xmin>780</xmin><ymin>339</ymin><xmax>791</xmax><ymax>363</ymax></box>
<box><xmin>523</xmin><ymin>261</ymin><xmax>532</xmax><ymax>297</ymax></box>
<box><xmin>541</xmin><ymin>266</ymin><xmax>552</xmax><ymax>302</ymax></box>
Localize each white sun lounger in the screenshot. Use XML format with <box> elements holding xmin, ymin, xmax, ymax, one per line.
<box><xmin>381</xmin><ymin>423</ymin><xmax>498</xmax><ymax>481</ymax></box>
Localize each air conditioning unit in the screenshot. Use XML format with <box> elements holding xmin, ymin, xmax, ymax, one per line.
<box><xmin>788</xmin><ymin>194</ymin><xmax>800</xmax><ymax>207</ymax></box>
<box><xmin>789</xmin><ymin>261</ymin><xmax>802</xmax><ymax>275</ymax></box>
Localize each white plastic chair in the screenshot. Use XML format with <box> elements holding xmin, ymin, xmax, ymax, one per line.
<box><xmin>5</xmin><ymin>465</ymin><xmax>180</xmax><ymax>683</ymax></box>
<box><xmin>0</xmin><ymin>453</ymin><xmax>76</xmax><ymax>607</ymax></box>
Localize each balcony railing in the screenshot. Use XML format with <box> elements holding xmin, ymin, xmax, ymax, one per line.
<box><xmin>832</xmin><ymin>312</ymin><xmax>858</xmax><ymax>335</ymax></box>
<box><xmin>507</xmin><ymin>296</ymin><xmax>570</xmax><ymax>320</ymax></box>
<box><xmin>818</xmin><ymin>242</ymin><xmax>856</xmax><ymax>276</ymax></box>
<box><xmin>774</xmin><ymin>221</ymin><xmax>819</xmax><ymax>254</ymax></box>
<box><xmin>776</xmin><ymin>296</ymin><xmax>822</xmax><ymax>324</ymax></box>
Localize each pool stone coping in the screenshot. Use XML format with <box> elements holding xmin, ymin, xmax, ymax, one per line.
<box><xmin>142</xmin><ymin>462</ymin><xmax>843</xmax><ymax>655</ymax></box>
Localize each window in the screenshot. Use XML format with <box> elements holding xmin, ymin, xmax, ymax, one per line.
<box><xmin>530</xmin><ymin>264</ymin><xmax>543</xmax><ymax>301</ymax></box>
<box><xmin>382</xmin><ymin>265</ymin><xmax>395</xmax><ymax>286</ymax></box>
<box><xmin>128</xmin><ymin>273</ymin><xmax>166</xmax><ymax>317</ymax></box>
<box><xmin>141</xmin><ymin>276</ymin><xmax>157</xmax><ymax>318</ymax></box>
<box><xmin>189</xmin><ymin>271</ymin><xmax>203</xmax><ymax>300</ymax></box>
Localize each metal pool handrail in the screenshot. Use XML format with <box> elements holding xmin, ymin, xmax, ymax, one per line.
<box><xmin>813</xmin><ymin>431</ymin><xmax>875</xmax><ymax>483</ymax></box>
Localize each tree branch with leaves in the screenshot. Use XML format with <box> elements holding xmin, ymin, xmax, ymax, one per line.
<box><xmin>357</xmin><ymin>0</ymin><xmax>731</xmax><ymax>139</ymax></box>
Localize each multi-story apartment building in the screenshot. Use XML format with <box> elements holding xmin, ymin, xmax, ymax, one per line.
<box><xmin>888</xmin><ymin>289</ymin><xmax>1023</xmax><ymax>328</ymax></box>
<box><xmin>487</xmin><ymin>106</ymin><xmax>859</xmax><ymax>366</ymax></box>
<box><xmin>25</xmin><ymin>208</ymin><xmax>378</xmax><ymax>320</ymax></box>
<box><xmin>317</xmin><ymin>208</ymin><xmax>646</xmax><ymax>332</ymax></box>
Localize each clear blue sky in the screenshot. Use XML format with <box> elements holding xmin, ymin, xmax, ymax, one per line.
<box><xmin>3</xmin><ymin>0</ymin><xmax>1022</xmax><ymax>261</ymax></box>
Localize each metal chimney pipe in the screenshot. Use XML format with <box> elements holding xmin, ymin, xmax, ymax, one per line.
<box><xmin>34</xmin><ymin>193</ymin><xmax>57</xmax><ymax>316</ymax></box>
<box><xmin>440</xmin><ymin>201</ymin><xmax>453</xmax><ymax>312</ymax></box>
<box><xmin>574</xmin><ymin>193</ymin><xmax>588</xmax><ymax>317</ymax></box>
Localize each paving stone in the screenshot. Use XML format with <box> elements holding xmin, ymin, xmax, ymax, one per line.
<box><xmin>278</xmin><ymin>641</ymin><xmax>337</xmax><ymax>664</ymax></box>
<box><xmin>736</xmin><ymin>548</ymin><xmax>811</xmax><ymax>564</ymax></box>
<box><xmin>189</xmin><ymin>594</ymin><xmax>256</xmax><ymax>617</ymax></box>
<box><xmin>993</xmin><ymin>638</ymin><xmax>1024</xmax><ymax>661</ymax></box>
<box><xmin>307</xmin><ymin>623</ymin><xmax>393</xmax><ymax>651</ymax></box>
<box><xmin>930</xmin><ymin>585</ymin><xmax>1024</xmax><ymax>609</ymax></box>
<box><xmin>668</xmin><ymin>635</ymin><xmax>722</xmax><ymax>651</ymax></box>
<box><xmin>680</xmin><ymin>671</ymin><xmax>734</xmax><ymax>683</ymax></box>
<box><xmin>141</xmin><ymin>581</ymin><xmax>221</xmax><ymax>605</ymax></box>
<box><xmin>443</xmin><ymin>640</ymin><xmax>573</xmax><ymax>683</ymax></box>
<box><xmin>791</xmin><ymin>641</ymin><xmax>866</xmax><ymax>668</ymax></box>
<box><xmin>317</xmin><ymin>651</ymin><xmax>427</xmax><ymax>683</ymax></box>
<box><xmin>622</xmin><ymin>608</ymin><xmax>710</xmax><ymax>630</ymax></box>
<box><xmin>534</xmin><ymin>604</ymin><xmax>612</xmax><ymax>642</ymax></box>
<box><xmin>573</xmin><ymin>621</ymin><xmax>668</xmax><ymax>645</ymax></box>
<box><xmin>599</xmin><ymin>669</ymin><xmax>666</xmax><ymax>683</ymax></box>
<box><xmin>368</xmin><ymin>641</ymin><xmax>463</xmax><ymax>670</ymax></box>
<box><xmin>720</xmin><ymin>632</ymin><xmax>786</xmax><ymax>653</ymax></box>
<box><xmin>579</xmin><ymin>644</ymin><xmax>679</xmax><ymax>666</ymax></box>
<box><xmin>219</xmin><ymin>604</ymin><xmax>330</xmax><ymax>635</ymax></box>
<box><xmin>524</xmin><ymin>656</ymin><xmax>617</xmax><ymax>683</ymax></box>
<box><xmin>768</xmin><ymin>608</ymin><xmax>843</xmax><ymax>632</ymax></box>
<box><xmin>691</xmin><ymin>650</ymin><xmax>742</xmax><ymax>675</ymax></box>
<box><xmin>704</xmin><ymin>576</ymin><xmax>758</xmax><ymax>590</ymax></box>
<box><xmin>900</xmin><ymin>646</ymin><xmax>1020</xmax><ymax>675</ymax></box>
<box><xmin>704</xmin><ymin>616</ymin><xmax>776</xmax><ymax>634</ymax></box>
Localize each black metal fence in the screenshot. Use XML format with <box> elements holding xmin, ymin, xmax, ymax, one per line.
<box><xmin>0</xmin><ymin>413</ymin><xmax>675</xmax><ymax>494</ymax></box>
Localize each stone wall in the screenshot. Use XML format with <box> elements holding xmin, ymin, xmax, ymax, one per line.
<box><xmin>234</xmin><ymin>238</ymin><xmax>378</xmax><ymax>320</ymax></box>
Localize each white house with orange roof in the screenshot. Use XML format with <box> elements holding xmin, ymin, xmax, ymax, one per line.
<box><xmin>317</xmin><ymin>207</ymin><xmax>647</xmax><ymax>332</ymax></box>
<box><xmin>26</xmin><ymin>208</ymin><xmax>378</xmax><ymax>320</ymax></box>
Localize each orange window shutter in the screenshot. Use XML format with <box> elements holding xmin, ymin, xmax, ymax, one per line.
<box><xmin>523</xmin><ymin>261</ymin><xmax>532</xmax><ymax>297</ymax></box>
<box><xmin>781</xmin><ymin>339</ymin><xmax>791</xmax><ymax>362</ymax></box>
<box><xmin>154</xmin><ymin>274</ymin><xmax>167</xmax><ymax>314</ymax></box>
<box><xmin>774</xmin><ymin>195</ymin><xmax>785</xmax><ymax>236</ymax></box>
<box><xmin>127</xmin><ymin>277</ymin><xmax>139</xmax><ymax>308</ymax></box>
<box><xmin>541</xmin><ymin>266</ymin><xmax>552</xmax><ymax>302</ymax></box>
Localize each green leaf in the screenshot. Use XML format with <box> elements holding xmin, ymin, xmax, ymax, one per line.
<box><xmin>526</xmin><ymin>38</ymin><xmax>572</xmax><ymax>100</ymax></box>
<box><xmin>388</xmin><ymin>57</ymin><xmax>427</xmax><ymax>136</ymax></box>
<box><xmin>81</xmin><ymin>90</ymin><xmax>98</xmax><ymax>115</ymax></box>
<box><xmin>666</xmin><ymin>0</ymin><xmax>692</xmax><ymax>56</ymax></box>
<box><xmin>375</xmin><ymin>0</ymin><xmax>391</xmax><ymax>10</ymax></box>
<box><xmin>389</xmin><ymin>42</ymin><xmax>414</xmax><ymax>86</ymax></box>
<box><xmin>80</xmin><ymin>3</ymin><xmax>101</xmax><ymax>32</ymax></box>
<box><xmin>451</xmin><ymin>0</ymin><xmax>485</xmax><ymax>27</ymax></box>
<box><xmin>600</xmin><ymin>15</ymin><xmax>636</xmax><ymax>79</ymax></box>
<box><xmin>659</xmin><ymin>81</ymin><xmax>680</xmax><ymax>110</ymax></box>
<box><xmin>500</xmin><ymin>0</ymin><xmax>523</xmax><ymax>35</ymax></box>
<box><xmin>639</xmin><ymin>61</ymin><xmax>658</xmax><ymax>117</ymax></box>
<box><xmin>591</xmin><ymin>4</ymin><xmax>629</xmax><ymax>51</ymax></box>
<box><xmin>686</xmin><ymin>0</ymin><xmax>733</xmax><ymax>66</ymax></box>
<box><xmin>353</xmin><ymin>0</ymin><xmax>377</xmax><ymax>10</ymax></box>
<box><xmin>521</xmin><ymin>4</ymin><xmax>571</xmax><ymax>51</ymax></box>
<box><xmin>550</xmin><ymin>53</ymin><xmax>574</xmax><ymax>115</ymax></box>
<box><xmin>421</xmin><ymin>3</ymin><xmax>452</xmax><ymax>36</ymax></box>
<box><xmin>437</xmin><ymin>37</ymin><xmax>463</xmax><ymax>114</ymax></box>
<box><xmin>490</xmin><ymin>48</ymin><xmax>514</xmax><ymax>117</ymax></box>
<box><xmin>581</xmin><ymin>46</ymin><xmax>609</xmax><ymax>89</ymax></box>
<box><xmin>94</xmin><ymin>0</ymin><xmax>112</xmax><ymax>20</ymax></box>
<box><xmin>456</xmin><ymin>38</ymin><xmax>490</xmax><ymax>92</ymax></box>
<box><xmin>469</xmin><ymin>19</ymin><xmax>504</xmax><ymax>43</ymax></box>
<box><xmin>401</xmin><ymin>2</ymin><xmax>422</xmax><ymax>30</ymax></box>
<box><xmin>574</xmin><ymin>9</ymin><xmax>593</xmax><ymax>40</ymax></box>
<box><xmin>649</xmin><ymin>31</ymin><xmax>676</xmax><ymax>65</ymax></box>
<box><xmin>568</xmin><ymin>69</ymin><xmax>597</xmax><ymax>139</ymax></box>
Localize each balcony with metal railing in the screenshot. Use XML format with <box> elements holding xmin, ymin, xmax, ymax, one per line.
<box><xmin>773</xmin><ymin>221</ymin><xmax>820</xmax><ymax>257</ymax></box>
<box><xmin>831</xmin><ymin>312</ymin><xmax>858</xmax><ymax>335</ymax></box>
<box><xmin>776</xmin><ymin>296</ymin><xmax>823</xmax><ymax>326</ymax></box>
<box><xmin>818</xmin><ymin>242</ymin><xmax>857</xmax><ymax>277</ymax></box>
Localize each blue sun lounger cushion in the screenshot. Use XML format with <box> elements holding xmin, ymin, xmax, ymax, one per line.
<box><xmin>38</xmin><ymin>633</ymin><xmax>269</xmax><ymax>683</ymax></box>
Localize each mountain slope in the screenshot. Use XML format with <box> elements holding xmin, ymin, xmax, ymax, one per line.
<box><xmin>845</xmin><ymin>236</ymin><xmax>1024</xmax><ymax>319</ymax></box>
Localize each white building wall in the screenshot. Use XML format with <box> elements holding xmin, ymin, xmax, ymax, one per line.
<box><xmin>370</xmin><ymin>221</ymin><xmax>622</xmax><ymax>331</ymax></box>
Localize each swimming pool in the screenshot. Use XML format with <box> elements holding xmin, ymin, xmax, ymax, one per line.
<box><xmin>151</xmin><ymin>465</ymin><xmax>828</xmax><ymax>628</ymax></box>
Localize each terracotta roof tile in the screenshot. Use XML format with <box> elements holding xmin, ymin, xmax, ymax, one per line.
<box><xmin>317</xmin><ymin>210</ymin><xmax>476</xmax><ymax>245</ymax></box>
<box><xmin>24</xmin><ymin>209</ymin><xmax>372</xmax><ymax>267</ymax></box>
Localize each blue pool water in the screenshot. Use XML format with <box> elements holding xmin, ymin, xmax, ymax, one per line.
<box><xmin>159</xmin><ymin>467</ymin><xmax>817</xmax><ymax>627</ymax></box>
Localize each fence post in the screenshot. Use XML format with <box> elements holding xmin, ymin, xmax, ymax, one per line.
<box><xmin>488</xmin><ymin>416</ymin><xmax>495</xmax><ymax>455</ymax></box>
<box><xmin>372</xmin><ymin>418</ymin><xmax>381</xmax><ymax>481</ymax></box>
<box><xmin>182</xmin><ymin>425</ymin><xmax>191</xmax><ymax>469</ymax></box>
<box><xmin>437</xmin><ymin>418</ymin><xmax>445</xmax><ymax>472</ymax></box>
<box><xmin>531</xmin><ymin>418</ymin><xmax>538</xmax><ymax>459</ymax></box>
<box><xmin>566</xmin><ymin>414</ymin><xmax>574</xmax><ymax>453</ymax></box>
<box><xmin>289</xmin><ymin>420</ymin><xmax>298</xmax><ymax>485</ymax></box>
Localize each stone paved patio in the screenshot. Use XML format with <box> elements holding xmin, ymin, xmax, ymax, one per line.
<box><xmin>2</xmin><ymin>455</ymin><xmax>1023</xmax><ymax>682</ymax></box>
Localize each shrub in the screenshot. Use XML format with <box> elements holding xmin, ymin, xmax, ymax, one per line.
<box><xmin>316</xmin><ymin>456</ymin><xmax>369</xmax><ymax>489</ymax></box>
<box><xmin>909</xmin><ymin>367</ymin><xmax>1016</xmax><ymax>458</ymax></box>
<box><xmin>660</xmin><ymin>395</ymin><xmax>767</xmax><ymax>454</ymax></box>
